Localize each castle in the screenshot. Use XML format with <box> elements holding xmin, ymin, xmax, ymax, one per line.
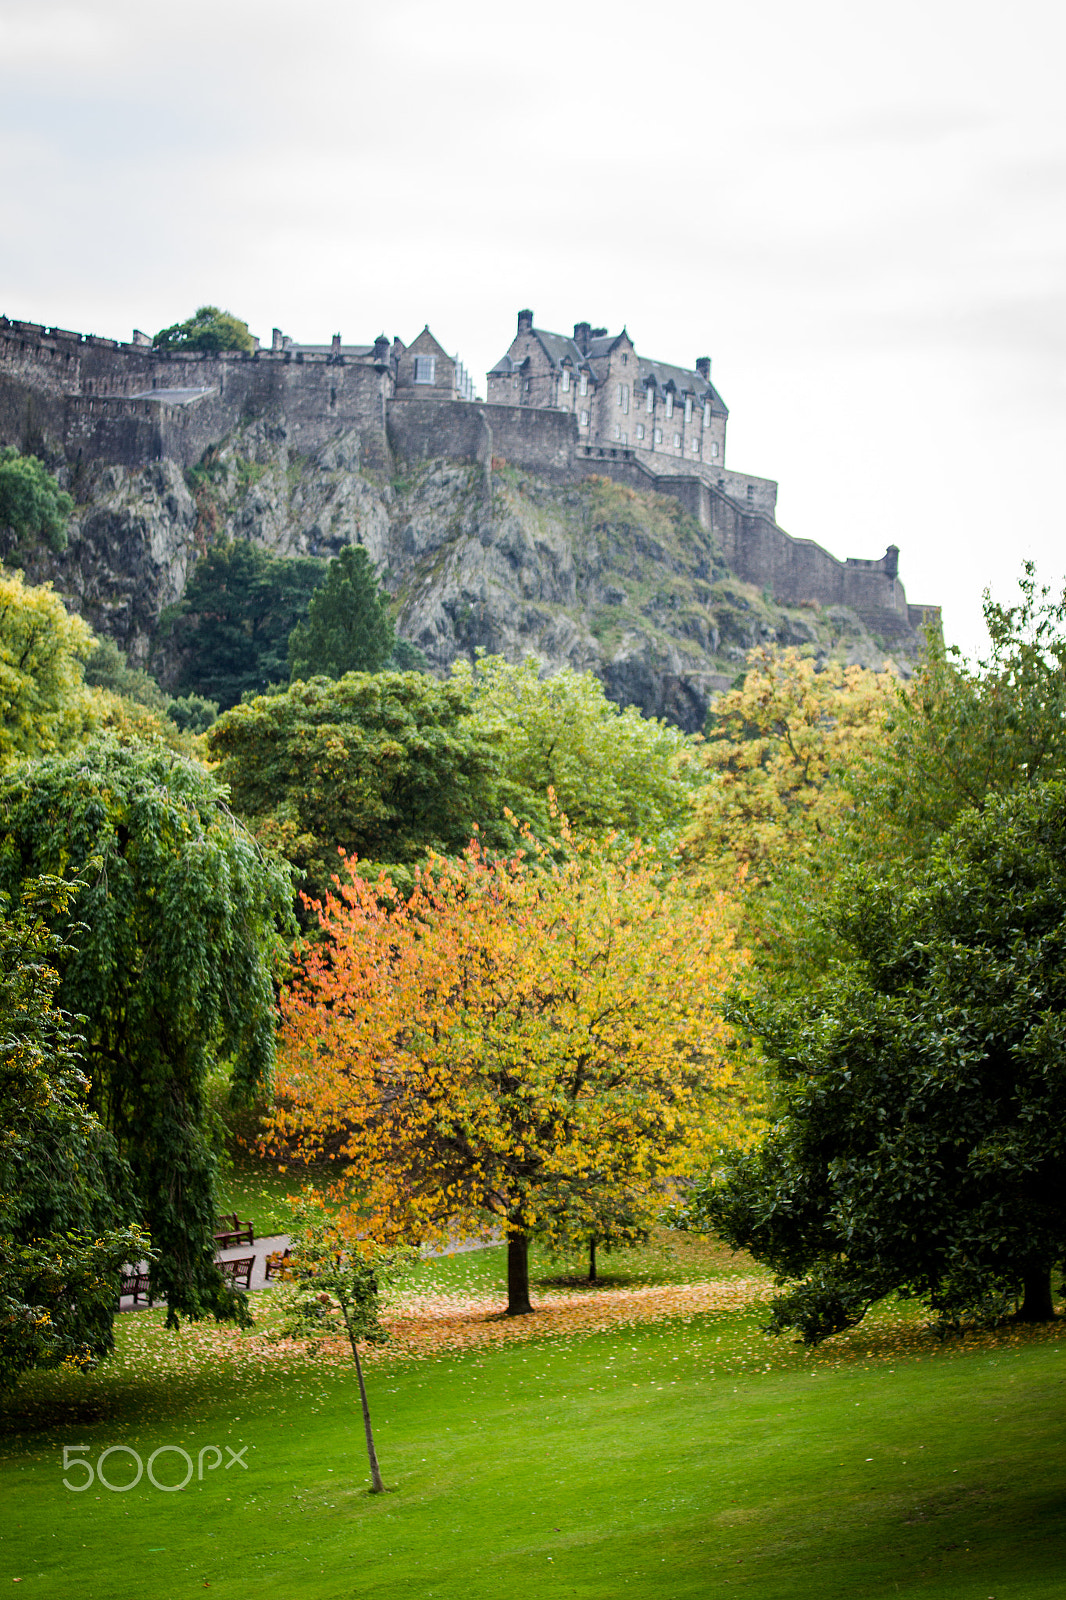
<box><xmin>0</xmin><ymin>309</ymin><xmax>938</xmax><ymax>637</ymax></box>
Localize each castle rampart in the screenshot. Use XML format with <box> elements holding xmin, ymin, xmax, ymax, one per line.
<box><xmin>0</xmin><ymin>313</ymin><xmax>938</xmax><ymax>633</ymax></box>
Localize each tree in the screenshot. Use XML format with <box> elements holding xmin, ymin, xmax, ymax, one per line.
<box><xmin>0</xmin><ymin>568</ymin><xmax>95</xmax><ymax>766</ymax></box>
<box><xmin>682</xmin><ymin>647</ymin><xmax>896</xmax><ymax>892</ymax></box>
<box><xmin>0</xmin><ymin>876</ymin><xmax>146</xmax><ymax>1384</ymax></box>
<box><xmin>849</xmin><ymin>565</ymin><xmax>1066</xmax><ymax>867</ymax></box>
<box><xmin>699</xmin><ymin>781</ymin><xmax>1066</xmax><ymax>1342</ymax></box>
<box><xmin>174</xmin><ymin>540</ymin><xmax>327</xmax><ymax>710</ymax></box>
<box><xmin>274</xmin><ymin>1197</ymin><xmax>410</xmax><ymax>1493</ymax></box>
<box><xmin>207</xmin><ymin>671</ymin><xmax>539</xmax><ymax>908</ymax></box>
<box><xmin>288</xmin><ymin>545</ymin><xmax>395</xmax><ymax>682</ymax></box>
<box><xmin>152</xmin><ymin>306</ymin><xmax>255</xmax><ymax>354</ymax></box>
<box><xmin>0</xmin><ymin>738</ymin><xmax>294</xmax><ymax>1325</ymax></box>
<box><xmin>677</xmin><ymin>645</ymin><xmax>896</xmax><ymax>993</ymax></box>
<box><xmin>0</xmin><ymin>447</ymin><xmax>73</xmax><ymax>555</ymax></box>
<box><xmin>454</xmin><ymin>653</ymin><xmax>697</xmax><ymax>847</ymax></box>
<box><xmin>272</xmin><ymin>821</ymin><xmax>740</xmax><ymax>1315</ymax></box>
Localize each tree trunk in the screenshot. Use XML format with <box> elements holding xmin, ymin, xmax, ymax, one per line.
<box><xmin>507</xmin><ymin>1226</ymin><xmax>534</xmax><ymax>1316</ymax></box>
<box><xmin>588</xmin><ymin>1236</ymin><xmax>597</xmax><ymax>1283</ymax></box>
<box><xmin>1017</xmin><ymin>1263</ymin><xmax>1055</xmax><ymax>1323</ymax></box>
<box><xmin>343</xmin><ymin>1312</ymin><xmax>385</xmax><ymax>1492</ymax></box>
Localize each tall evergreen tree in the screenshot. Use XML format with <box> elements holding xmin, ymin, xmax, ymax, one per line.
<box><xmin>288</xmin><ymin>545</ymin><xmax>395</xmax><ymax>681</ymax></box>
<box><xmin>176</xmin><ymin>541</ymin><xmax>328</xmax><ymax>709</ymax></box>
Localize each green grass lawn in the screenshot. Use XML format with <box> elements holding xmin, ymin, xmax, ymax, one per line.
<box><xmin>3</xmin><ymin>1241</ymin><xmax>1064</xmax><ymax>1600</ymax></box>
<box><xmin>216</xmin><ymin>1147</ymin><xmax>336</xmax><ymax>1237</ymax></box>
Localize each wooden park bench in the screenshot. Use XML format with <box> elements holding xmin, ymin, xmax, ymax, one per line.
<box><xmin>213</xmin><ymin>1212</ymin><xmax>254</xmax><ymax>1248</ymax></box>
<box><xmin>216</xmin><ymin>1255</ymin><xmax>255</xmax><ymax>1291</ymax></box>
<box><xmin>119</xmin><ymin>1269</ymin><xmax>152</xmax><ymax>1304</ymax></box>
<box><xmin>263</xmin><ymin>1248</ymin><xmax>291</xmax><ymax>1283</ymax></box>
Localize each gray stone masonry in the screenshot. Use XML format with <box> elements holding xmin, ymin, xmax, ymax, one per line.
<box><xmin>0</xmin><ymin>312</ymin><xmax>939</xmax><ymax>630</ymax></box>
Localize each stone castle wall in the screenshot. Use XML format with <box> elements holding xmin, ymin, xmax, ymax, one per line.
<box><xmin>0</xmin><ymin>315</ymin><xmax>934</xmax><ymax>630</ymax></box>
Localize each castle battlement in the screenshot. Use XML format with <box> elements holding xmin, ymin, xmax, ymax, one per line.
<box><xmin>0</xmin><ymin>310</ymin><xmax>938</xmax><ymax>635</ymax></box>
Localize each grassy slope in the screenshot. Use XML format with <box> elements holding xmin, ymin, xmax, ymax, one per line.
<box><xmin>2</xmin><ymin>1238</ymin><xmax>1063</xmax><ymax>1600</ymax></box>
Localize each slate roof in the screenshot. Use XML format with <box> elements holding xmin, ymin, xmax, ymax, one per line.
<box><xmin>639</xmin><ymin>357</ymin><xmax>728</xmax><ymax>415</ymax></box>
<box><xmin>489</xmin><ymin>320</ymin><xmax>728</xmax><ymax>416</ymax></box>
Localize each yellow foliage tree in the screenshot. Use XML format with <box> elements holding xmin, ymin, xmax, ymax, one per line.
<box><xmin>683</xmin><ymin>647</ymin><xmax>897</xmax><ymax>885</ymax></box>
<box><xmin>679</xmin><ymin>646</ymin><xmax>897</xmax><ymax>990</ymax></box>
<box><xmin>0</xmin><ymin>569</ymin><xmax>95</xmax><ymax>765</ymax></box>
<box><xmin>273</xmin><ymin>817</ymin><xmax>742</xmax><ymax>1314</ymax></box>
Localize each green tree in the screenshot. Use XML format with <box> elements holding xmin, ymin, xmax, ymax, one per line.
<box><xmin>84</xmin><ymin>636</ymin><xmax>170</xmax><ymax>712</ymax></box>
<box><xmin>288</xmin><ymin>545</ymin><xmax>395</xmax><ymax>682</ymax></box>
<box><xmin>175</xmin><ymin>540</ymin><xmax>328</xmax><ymax>710</ymax></box>
<box><xmin>0</xmin><ymin>447</ymin><xmax>73</xmax><ymax>555</ymax></box>
<box><xmin>455</xmin><ymin>653</ymin><xmax>697</xmax><ymax>846</ymax></box>
<box><xmin>699</xmin><ymin>782</ymin><xmax>1066</xmax><ymax>1342</ymax></box>
<box><xmin>152</xmin><ymin>306</ymin><xmax>255</xmax><ymax>354</ymax></box>
<box><xmin>0</xmin><ymin>876</ymin><xmax>146</xmax><ymax>1384</ymax></box>
<box><xmin>0</xmin><ymin>568</ymin><xmax>95</xmax><ymax>766</ymax></box>
<box><xmin>850</xmin><ymin>564</ymin><xmax>1066</xmax><ymax>867</ymax></box>
<box><xmin>0</xmin><ymin>739</ymin><xmax>294</xmax><ymax>1325</ymax></box>
<box><xmin>275</xmin><ymin>1197</ymin><xmax>411</xmax><ymax>1494</ymax></box>
<box><xmin>207</xmin><ymin>671</ymin><xmax>539</xmax><ymax>906</ymax></box>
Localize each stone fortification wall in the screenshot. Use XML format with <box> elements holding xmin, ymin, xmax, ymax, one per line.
<box><xmin>387</xmin><ymin>401</ymin><xmax>578</xmax><ymax>485</ymax></box>
<box><xmin>710</xmin><ymin>491</ymin><xmax>909</xmax><ymax>629</ymax></box>
<box><xmin>0</xmin><ymin>315</ymin><xmax>934</xmax><ymax>631</ymax></box>
<box><xmin>0</xmin><ymin>318</ymin><xmax>392</xmax><ymax>472</ymax></box>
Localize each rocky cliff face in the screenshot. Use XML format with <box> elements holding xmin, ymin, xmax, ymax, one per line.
<box><xmin>39</xmin><ymin>421</ymin><xmax>925</xmax><ymax>732</ymax></box>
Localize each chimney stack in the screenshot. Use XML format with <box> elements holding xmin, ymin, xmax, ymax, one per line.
<box><xmin>272</xmin><ymin>328</ymin><xmax>284</xmax><ymax>352</ymax></box>
<box><xmin>517</xmin><ymin>309</ymin><xmax>534</xmax><ymax>335</ymax></box>
<box><xmin>573</xmin><ymin>321</ymin><xmax>591</xmax><ymax>355</ymax></box>
<box><xmin>695</xmin><ymin>356</ymin><xmax>711</xmax><ymax>381</ymax></box>
<box><xmin>332</xmin><ymin>333</ymin><xmax>342</xmax><ymax>352</ymax></box>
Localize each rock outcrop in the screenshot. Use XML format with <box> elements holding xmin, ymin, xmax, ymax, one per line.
<box><xmin>40</xmin><ymin>422</ymin><xmax>928</xmax><ymax>731</ymax></box>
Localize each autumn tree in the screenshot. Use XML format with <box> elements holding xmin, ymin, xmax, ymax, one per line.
<box><xmin>0</xmin><ymin>568</ymin><xmax>98</xmax><ymax>766</ymax></box>
<box><xmin>272</xmin><ymin>820</ymin><xmax>740</xmax><ymax>1315</ymax></box>
<box><xmin>678</xmin><ymin>646</ymin><xmax>897</xmax><ymax>991</ymax></box>
<box><xmin>0</xmin><ymin>738</ymin><xmax>294</xmax><ymax>1324</ymax></box>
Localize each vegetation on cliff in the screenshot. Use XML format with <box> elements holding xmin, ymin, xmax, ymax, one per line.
<box><xmin>152</xmin><ymin>304</ymin><xmax>256</xmax><ymax>354</ymax></box>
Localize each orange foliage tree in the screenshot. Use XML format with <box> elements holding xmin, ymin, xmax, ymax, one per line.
<box><xmin>272</xmin><ymin>819</ymin><xmax>741</xmax><ymax>1314</ymax></box>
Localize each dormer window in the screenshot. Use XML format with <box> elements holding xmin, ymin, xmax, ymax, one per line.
<box><xmin>665</xmin><ymin>392</ymin><xmax>674</xmax><ymax>418</ymax></box>
<box><xmin>414</xmin><ymin>355</ymin><xmax>436</xmax><ymax>384</ymax></box>
<box><xmin>579</xmin><ymin>372</ymin><xmax>588</xmax><ymax>396</ymax></box>
<box><xmin>645</xmin><ymin>387</ymin><xmax>654</xmax><ymax>414</ymax></box>
<box><xmin>561</xmin><ymin>369</ymin><xmax>571</xmax><ymax>392</ymax></box>
<box><xmin>684</xmin><ymin>397</ymin><xmax>693</xmax><ymax>423</ymax></box>
<box><xmin>703</xmin><ymin>403</ymin><xmax>712</xmax><ymax>428</ymax></box>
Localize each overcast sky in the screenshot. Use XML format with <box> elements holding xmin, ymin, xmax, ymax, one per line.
<box><xmin>2</xmin><ymin>0</ymin><xmax>1063</xmax><ymax>656</ymax></box>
